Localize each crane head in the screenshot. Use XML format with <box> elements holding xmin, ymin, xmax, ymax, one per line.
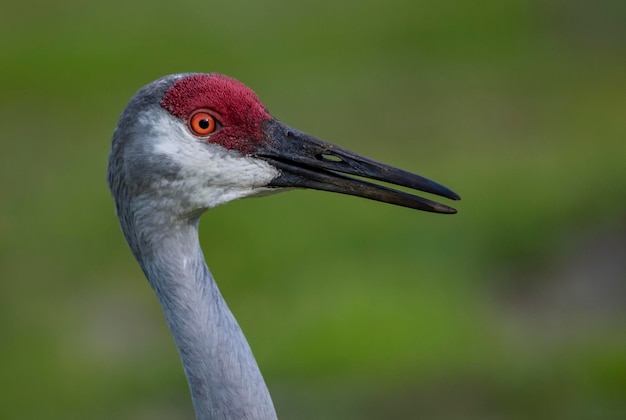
<box><xmin>108</xmin><ymin>73</ymin><xmax>460</xmax><ymax>219</ymax></box>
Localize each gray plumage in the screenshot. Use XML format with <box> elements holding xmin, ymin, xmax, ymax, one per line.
<box><xmin>108</xmin><ymin>75</ymin><xmax>277</xmax><ymax>419</ymax></box>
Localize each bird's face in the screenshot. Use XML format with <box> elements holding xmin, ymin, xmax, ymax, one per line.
<box><xmin>108</xmin><ymin>73</ymin><xmax>459</xmax><ymax>220</ymax></box>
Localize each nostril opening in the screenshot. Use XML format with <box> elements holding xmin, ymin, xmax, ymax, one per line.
<box><xmin>317</xmin><ymin>153</ymin><xmax>343</xmax><ymax>163</ymax></box>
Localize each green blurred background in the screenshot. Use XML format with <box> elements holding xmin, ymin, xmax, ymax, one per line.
<box><xmin>1</xmin><ymin>0</ymin><xmax>625</xmax><ymax>418</ymax></box>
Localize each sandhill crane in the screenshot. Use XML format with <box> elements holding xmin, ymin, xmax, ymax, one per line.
<box><xmin>107</xmin><ymin>73</ymin><xmax>460</xmax><ymax>419</ymax></box>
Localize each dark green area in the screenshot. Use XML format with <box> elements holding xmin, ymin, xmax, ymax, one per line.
<box><xmin>1</xmin><ymin>0</ymin><xmax>625</xmax><ymax>418</ymax></box>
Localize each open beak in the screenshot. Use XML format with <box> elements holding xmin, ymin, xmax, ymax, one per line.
<box><xmin>254</xmin><ymin>120</ymin><xmax>460</xmax><ymax>214</ymax></box>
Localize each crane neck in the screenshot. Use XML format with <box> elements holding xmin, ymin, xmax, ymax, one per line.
<box><xmin>130</xmin><ymin>215</ymin><xmax>277</xmax><ymax>420</ymax></box>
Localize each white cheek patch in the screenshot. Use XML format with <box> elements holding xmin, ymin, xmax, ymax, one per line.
<box><xmin>147</xmin><ymin>111</ymin><xmax>281</xmax><ymax>211</ymax></box>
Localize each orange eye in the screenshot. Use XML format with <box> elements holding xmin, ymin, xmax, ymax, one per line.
<box><xmin>189</xmin><ymin>110</ymin><xmax>217</xmax><ymax>136</ymax></box>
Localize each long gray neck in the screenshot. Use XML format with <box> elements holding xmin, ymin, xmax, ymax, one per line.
<box><xmin>130</xmin><ymin>216</ymin><xmax>277</xmax><ymax>420</ymax></box>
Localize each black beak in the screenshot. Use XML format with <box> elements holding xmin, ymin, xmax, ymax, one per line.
<box><xmin>254</xmin><ymin>120</ymin><xmax>460</xmax><ymax>214</ymax></box>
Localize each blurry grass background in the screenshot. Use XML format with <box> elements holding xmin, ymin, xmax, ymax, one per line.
<box><xmin>1</xmin><ymin>0</ymin><xmax>625</xmax><ymax>419</ymax></box>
